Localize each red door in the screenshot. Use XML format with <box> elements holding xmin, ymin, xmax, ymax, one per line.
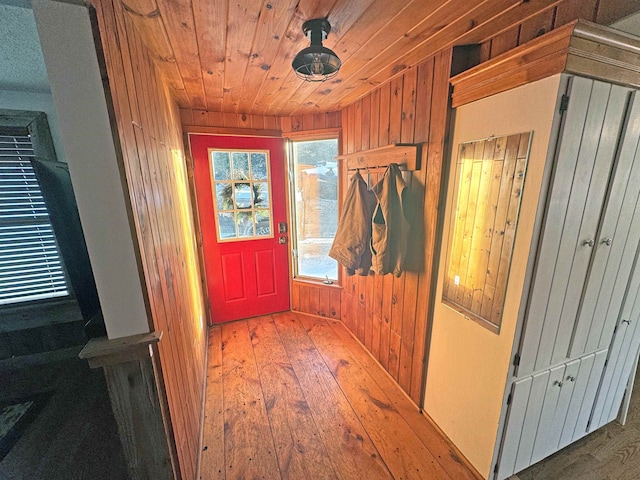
<box><xmin>190</xmin><ymin>134</ymin><xmax>290</xmax><ymax>323</ymax></box>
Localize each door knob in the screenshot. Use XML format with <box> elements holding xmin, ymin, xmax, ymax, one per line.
<box><xmin>583</xmin><ymin>239</ymin><xmax>595</xmax><ymax>247</ymax></box>
<box><xmin>601</xmin><ymin>238</ymin><xmax>612</xmax><ymax>246</ymax></box>
<box><xmin>554</xmin><ymin>380</ymin><xmax>563</xmax><ymax>387</ymax></box>
<box><xmin>278</xmin><ymin>236</ymin><xmax>287</xmax><ymax>244</ymax></box>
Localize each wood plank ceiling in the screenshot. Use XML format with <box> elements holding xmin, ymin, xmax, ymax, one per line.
<box><xmin>116</xmin><ymin>0</ymin><xmax>636</xmax><ymax>116</ymax></box>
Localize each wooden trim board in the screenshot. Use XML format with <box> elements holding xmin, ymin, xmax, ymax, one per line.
<box><xmin>182</xmin><ymin>124</ymin><xmax>282</xmax><ymax>137</ymax></box>
<box><xmin>337</xmin><ymin>143</ymin><xmax>422</xmax><ymax>171</ymax></box>
<box><xmin>79</xmin><ymin>330</ymin><xmax>161</xmax><ymax>368</ymax></box>
<box><xmin>451</xmin><ymin>20</ymin><xmax>640</xmax><ymax>108</ymax></box>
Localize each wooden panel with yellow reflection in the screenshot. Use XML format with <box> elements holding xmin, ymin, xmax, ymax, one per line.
<box><xmin>443</xmin><ymin>132</ymin><xmax>532</xmax><ymax>333</ymax></box>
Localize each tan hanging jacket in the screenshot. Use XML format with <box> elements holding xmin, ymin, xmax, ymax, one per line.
<box><xmin>371</xmin><ymin>163</ymin><xmax>410</xmax><ymax>277</ymax></box>
<box><xmin>329</xmin><ymin>171</ymin><xmax>376</xmax><ymax>276</ymax></box>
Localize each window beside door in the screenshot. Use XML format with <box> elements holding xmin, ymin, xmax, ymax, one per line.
<box><xmin>289</xmin><ymin>138</ymin><xmax>339</xmax><ymax>281</ymax></box>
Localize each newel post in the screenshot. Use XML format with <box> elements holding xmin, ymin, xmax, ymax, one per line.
<box><xmin>79</xmin><ymin>331</ymin><xmax>176</xmax><ymax>480</ymax></box>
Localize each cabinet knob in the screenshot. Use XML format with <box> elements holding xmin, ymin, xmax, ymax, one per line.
<box><xmin>583</xmin><ymin>239</ymin><xmax>595</xmax><ymax>247</ymax></box>
<box><xmin>602</xmin><ymin>238</ymin><xmax>612</xmax><ymax>246</ymax></box>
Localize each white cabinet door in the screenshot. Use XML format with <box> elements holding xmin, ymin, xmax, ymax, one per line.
<box><xmin>530</xmin><ymin>365</ymin><xmax>566</xmax><ymax>464</ymax></box>
<box><xmin>496</xmin><ymin>371</ymin><xmax>549</xmax><ymax>480</ymax></box>
<box><xmin>517</xmin><ymin>79</ymin><xmax>633</xmax><ymax>376</ymax></box>
<box><xmin>570</xmin><ymin>90</ymin><xmax>640</xmax><ymax>358</ymax></box>
<box><xmin>590</xmin><ymin>251</ymin><xmax>640</xmax><ymax>431</ymax></box>
<box><xmin>496</xmin><ymin>351</ymin><xmax>608</xmax><ymax>480</ymax></box>
<box><xmin>566</xmin><ymin>349</ymin><xmax>608</xmax><ymax>445</ymax></box>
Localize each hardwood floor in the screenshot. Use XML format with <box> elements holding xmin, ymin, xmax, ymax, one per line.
<box><xmin>200</xmin><ymin>311</ymin><xmax>481</xmax><ymax>480</ymax></box>
<box><xmin>0</xmin><ymin>358</ymin><xmax>128</xmax><ymax>480</ymax></box>
<box><xmin>518</xmin><ymin>366</ymin><xmax>640</xmax><ymax>480</ymax></box>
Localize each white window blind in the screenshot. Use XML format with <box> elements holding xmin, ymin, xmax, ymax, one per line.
<box><xmin>0</xmin><ymin>134</ymin><xmax>69</xmax><ymax>305</ymax></box>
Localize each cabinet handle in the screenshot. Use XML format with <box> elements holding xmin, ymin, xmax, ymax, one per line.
<box><xmin>583</xmin><ymin>239</ymin><xmax>595</xmax><ymax>247</ymax></box>
<box><xmin>622</xmin><ymin>319</ymin><xmax>631</xmax><ymax>325</ymax></box>
<box><xmin>601</xmin><ymin>238</ymin><xmax>612</xmax><ymax>246</ymax></box>
<box><xmin>554</xmin><ymin>380</ymin><xmax>563</xmax><ymax>387</ymax></box>
<box><xmin>566</xmin><ymin>376</ymin><xmax>576</xmax><ymax>382</ymax></box>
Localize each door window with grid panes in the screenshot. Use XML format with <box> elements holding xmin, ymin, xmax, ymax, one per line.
<box><xmin>209</xmin><ymin>149</ymin><xmax>273</xmax><ymax>241</ymax></box>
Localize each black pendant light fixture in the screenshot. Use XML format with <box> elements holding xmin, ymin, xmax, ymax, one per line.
<box><xmin>292</xmin><ymin>18</ymin><xmax>341</xmax><ymax>82</ymax></box>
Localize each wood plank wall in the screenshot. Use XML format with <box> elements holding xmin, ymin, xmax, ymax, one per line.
<box><xmin>338</xmin><ymin>51</ymin><xmax>452</xmax><ymax>405</ymax></box>
<box><xmin>92</xmin><ymin>2</ymin><xmax>208</xmax><ymax>478</ymax></box>
<box><xmin>281</xmin><ymin>111</ymin><xmax>342</xmax><ymax>133</ymax></box>
<box><xmin>281</xmin><ymin>112</ymin><xmax>343</xmax><ymax>320</ymax></box>
<box><xmin>180</xmin><ymin>109</ymin><xmax>282</xmax><ymax>134</ymax></box>
<box><xmin>479</xmin><ymin>0</ymin><xmax>640</xmax><ymax>61</ymax></box>
<box><xmin>290</xmin><ymin>282</ymin><xmax>342</xmax><ymax>320</ymax></box>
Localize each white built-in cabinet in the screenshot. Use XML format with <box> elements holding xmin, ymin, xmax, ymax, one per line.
<box><xmin>495</xmin><ymin>76</ymin><xmax>640</xmax><ymax>480</ymax></box>
<box><xmin>445</xmin><ymin>21</ymin><xmax>640</xmax><ymax>480</ymax></box>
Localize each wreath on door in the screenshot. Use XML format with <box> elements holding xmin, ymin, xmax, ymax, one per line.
<box><xmin>220</xmin><ymin>182</ymin><xmax>266</xmax><ymax>210</ymax></box>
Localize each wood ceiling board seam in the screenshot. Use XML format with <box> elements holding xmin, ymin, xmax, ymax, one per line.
<box><xmin>236</xmin><ymin>0</ymin><xmax>301</xmax><ymax>113</ymax></box>
<box><xmin>259</xmin><ymin>0</ymin><xmax>377</xmax><ymax>114</ymax></box>
<box><xmin>192</xmin><ymin>0</ymin><xmax>227</xmax><ymax>111</ymax></box>
<box><xmin>155</xmin><ymin>0</ymin><xmax>207</xmax><ymax>109</ymax></box>
<box><xmin>287</xmin><ymin>0</ymin><xmax>451</xmax><ymax>116</ymax></box>
<box><xmin>337</xmin><ymin>0</ymin><xmax>564</xmax><ymax>110</ymax></box>
<box><xmin>274</xmin><ymin>0</ymin><xmax>441</xmax><ymax>116</ymax></box>
<box><xmin>222</xmin><ymin>0</ymin><xmax>265</xmax><ymax>112</ymax></box>
<box><xmin>297</xmin><ymin>0</ymin><xmax>477</xmax><ymax>112</ymax></box>
<box><xmin>330</xmin><ymin>0</ymin><xmax>524</xmax><ymax>110</ymax></box>
<box><xmin>261</xmin><ymin>0</ymin><xmax>378</xmax><ymax>116</ymax></box>
<box><xmin>459</xmin><ymin>0</ymin><xmax>565</xmax><ymax>45</ymax></box>
<box><xmin>247</xmin><ymin>0</ymin><xmax>333</xmax><ymax>115</ymax></box>
<box><xmin>321</xmin><ymin>0</ymin><xmax>377</xmax><ymax>49</ymax></box>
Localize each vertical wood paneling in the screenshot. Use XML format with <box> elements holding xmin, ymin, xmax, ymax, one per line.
<box><xmin>490</xmin><ymin>26</ymin><xmax>521</xmax><ymax>57</ymax></box>
<box><xmin>412</xmin><ymin>50</ymin><xmax>453</xmax><ymax>403</ymax></box>
<box><xmin>389</xmin><ymin>77</ymin><xmax>403</xmax><ymax>144</ymax></box>
<box><xmin>179</xmin><ymin>109</ymin><xmax>283</xmax><ymax>134</ymax></box>
<box><xmin>281</xmin><ymin>111</ymin><xmax>342</xmax><ymax>135</ymax></box>
<box><xmin>478</xmin><ymin>0</ymin><xmax>634</xmax><ymax>63</ymax></box>
<box><xmin>93</xmin><ymin>1</ymin><xmax>208</xmax><ymax>478</ymax></box>
<box><xmin>338</xmin><ymin>53</ymin><xmax>452</xmax><ymax>404</ymax></box>
<box><xmin>291</xmin><ymin>282</ymin><xmax>342</xmax><ymax>319</ymax></box>
<box><xmin>379</xmin><ymin>83</ymin><xmax>391</xmax><ymax>147</ymax></box>
<box><xmin>442</xmin><ymin>133</ymin><xmax>531</xmax><ymax>329</ymax></box>
<box><xmin>519</xmin><ymin>9</ymin><xmax>556</xmax><ymax>44</ymax></box>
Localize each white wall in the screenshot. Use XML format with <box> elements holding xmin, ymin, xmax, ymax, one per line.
<box><xmin>423</xmin><ymin>75</ymin><xmax>562</xmax><ymax>478</ymax></box>
<box><xmin>0</xmin><ymin>89</ymin><xmax>67</xmax><ymax>162</ymax></box>
<box><xmin>32</xmin><ymin>0</ymin><xmax>150</xmax><ymax>339</ymax></box>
